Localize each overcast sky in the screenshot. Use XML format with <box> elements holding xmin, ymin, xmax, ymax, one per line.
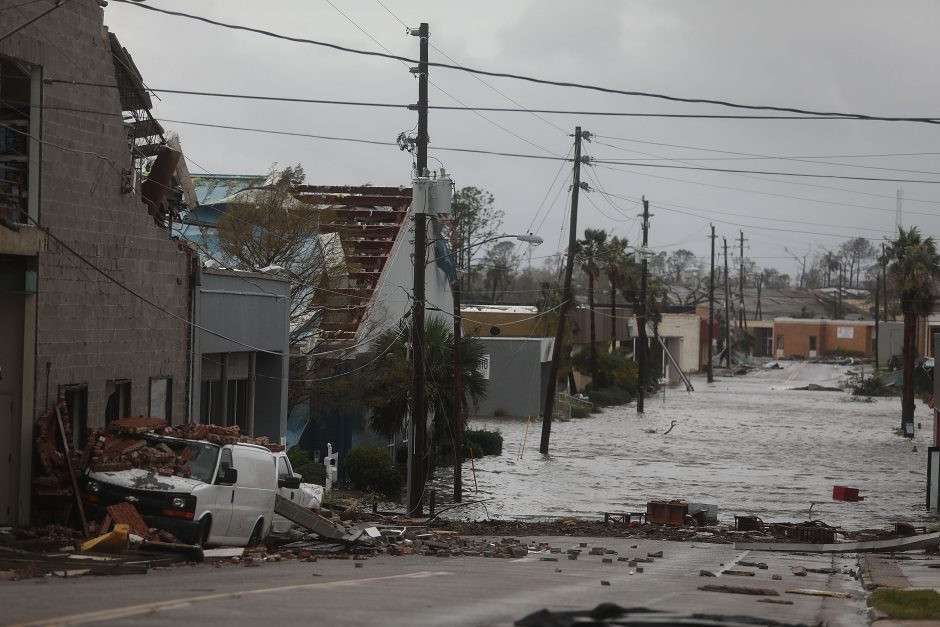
<box><xmin>102</xmin><ymin>1</ymin><xmax>940</xmax><ymax>279</ymax></box>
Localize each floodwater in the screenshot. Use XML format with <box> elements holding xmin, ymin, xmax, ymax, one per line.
<box><xmin>432</xmin><ymin>362</ymin><xmax>937</xmax><ymax>529</ymax></box>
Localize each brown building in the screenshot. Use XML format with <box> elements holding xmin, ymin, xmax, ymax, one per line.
<box><xmin>772</xmin><ymin>319</ymin><xmax>875</xmax><ymax>359</ymax></box>
<box><xmin>0</xmin><ymin>4</ymin><xmax>193</xmax><ymax>525</ymax></box>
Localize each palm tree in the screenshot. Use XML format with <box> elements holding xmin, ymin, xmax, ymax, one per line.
<box><xmin>886</xmin><ymin>227</ymin><xmax>940</xmax><ymax>432</ymax></box>
<box><xmin>577</xmin><ymin>228</ymin><xmax>607</xmax><ymax>384</ymax></box>
<box><xmin>364</xmin><ymin>317</ymin><xmax>489</xmax><ymax>445</ymax></box>
<box><xmin>603</xmin><ymin>237</ymin><xmax>630</xmax><ymax>349</ymax></box>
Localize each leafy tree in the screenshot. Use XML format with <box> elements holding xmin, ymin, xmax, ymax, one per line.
<box><xmin>664</xmin><ymin>249</ymin><xmax>698</xmax><ymax>283</ymax></box>
<box><xmin>840</xmin><ymin>237</ymin><xmax>876</xmax><ymax>288</ymax></box>
<box><xmin>451</xmin><ymin>187</ymin><xmax>504</xmax><ymax>293</ymax></box>
<box><xmin>761</xmin><ymin>267</ymin><xmax>792</xmax><ymax>289</ymax></box>
<box><xmin>364</xmin><ymin>317</ymin><xmax>488</xmax><ymax>444</ymax></box>
<box><xmin>211</xmin><ymin>165</ymin><xmax>352</xmax><ymax>413</ymax></box>
<box><xmin>885</xmin><ymin>227</ymin><xmax>940</xmax><ymax>431</ymax></box>
<box><xmin>577</xmin><ymin>228</ymin><xmax>607</xmax><ymax>382</ymax></box>
<box><xmin>481</xmin><ymin>240</ymin><xmax>520</xmax><ymax>303</ymax></box>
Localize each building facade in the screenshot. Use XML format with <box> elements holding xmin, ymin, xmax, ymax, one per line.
<box><xmin>0</xmin><ymin>3</ymin><xmax>193</xmax><ymax>525</ymax></box>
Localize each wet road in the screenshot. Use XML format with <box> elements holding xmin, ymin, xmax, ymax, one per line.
<box><xmin>437</xmin><ymin>362</ymin><xmax>936</xmax><ymax>528</ymax></box>
<box><xmin>2</xmin><ymin>537</ymin><xmax>867</xmax><ymax>627</ymax></box>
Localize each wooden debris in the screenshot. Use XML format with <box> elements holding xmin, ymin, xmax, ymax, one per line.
<box><xmin>786</xmin><ymin>588</ymin><xmax>852</xmax><ymax>599</ymax></box>
<box><xmin>758</xmin><ymin>599</ymin><xmax>794</xmax><ymax>605</ymax></box>
<box><xmin>699</xmin><ymin>585</ymin><xmax>780</xmax><ymax>596</ymax></box>
<box><xmin>723</xmin><ymin>570</ymin><xmax>756</xmax><ymax>577</ymax></box>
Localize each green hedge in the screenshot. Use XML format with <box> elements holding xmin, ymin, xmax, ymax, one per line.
<box><xmin>587</xmin><ymin>386</ymin><xmax>632</xmax><ymax>408</ymax></box>
<box><xmin>287</xmin><ymin>446</ymin><xmax>326</xmax><ymax>485</ymax></box>
<box><xmin>463</xmin><ymin>429</ymin><xmax>503</xmax><ymax>457</ymax></box>
<box><xmin>344</xmin><ymin>445</ymin><xmax>401</xmax><ymax>499</ymax></box>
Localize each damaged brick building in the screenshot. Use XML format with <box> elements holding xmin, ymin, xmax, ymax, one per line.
<box><xmin>0</xmin><ymin>1</ymin><xmax>192</xmax><ymax>525</ymax></box>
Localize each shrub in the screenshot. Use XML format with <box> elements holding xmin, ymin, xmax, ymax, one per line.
<box><xmin>344</xmin><ymin>445</ymin><xmax>401</xmax><ymax>499</ymax></box>
<box><xmin>569</xmin><ymin>405</ymin><xmax>592</xmax><ymax>418</ymax></box>
<box><xmin>287</xmin><ymin>445</ymin><xmax>326</xmax><ymax>485</ymax></box>
<box><xmin>463</xmin><ymin>429</ymin><xmax>503</xmax><ymax>457</ymax></box>
<box><xmin>847</xmin><ymin>373</ymin><xmax>891</xmax><ymax>397</ymax></box>
<box><xmin>587</xmin><ymin>386</ymin><xmax>632</xmax><ymax>408</ymax></box>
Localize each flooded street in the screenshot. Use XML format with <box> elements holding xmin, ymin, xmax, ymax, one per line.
<box><xmin>438</xmin><ymin>362</ymin><xmax>937</xmax><ymax>529</ymax></box>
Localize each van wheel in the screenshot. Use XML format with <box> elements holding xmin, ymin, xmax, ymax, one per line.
<box><xmin>199</xmin><ymin>516</ymin><xmax>212</xmax><ymax>547</ymax></box>
<box><xmin>247</xmin><ymin>520</ymin><xmax>264</xmax><ymax>548</ymax></box>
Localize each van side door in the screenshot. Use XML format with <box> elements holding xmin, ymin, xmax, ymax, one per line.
<box><xmin>209</xmin><ymin>447</ymin><xmax>236</xmax><ymax>541</ymax></box>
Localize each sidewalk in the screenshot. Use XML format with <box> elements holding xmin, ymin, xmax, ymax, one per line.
<box><xmin>861</xmin><ymin>553</ymin><xmax>940</xmax><ymax>627</ymax></box>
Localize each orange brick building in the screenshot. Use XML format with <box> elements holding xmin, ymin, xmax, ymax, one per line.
<box><xmin>772</xmin><ymin>318</ymin><xmax>875</xmax><ymax>359</ymax></box>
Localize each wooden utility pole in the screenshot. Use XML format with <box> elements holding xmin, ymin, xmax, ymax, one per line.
<box><xmin>723</xmin><ymin>237</ymin><xmax>731</xmax><ymax>368</ymax></box>
<box><xmin>738</xmin><ymin>230</ymin><xmax>746</xmax><ymax>329</ymax></box>
<box><xmin>452</xmin><ymin>279</ymin><xmax>463</xmax><ymax>502</ymax></box>
<box><xmin>407</xmin><ymin>22</ymin><xmax>429</xmax><ymax>516</ymax></box>
<box><xmin>540</xmin><ymin>127</ymin><xmax>585</xmax><ymax>455</ymax></box>
<box><xmin>874</xmin><ymin>274</ymin><xmax>880</xmax><ymax>369</ymax></box>
<box><xmin>882</xmin><ymin>242</ymin><xmax>888</xmax><ymax>322</ymax></box>
<box><xmin>637</xmin><ymin>197</ymin><xmax>651</xmax><ymax>414</ymax></box>
<box><xmin>707</xmin><ymin>224</ymin><xmax>716</xmax><ymax>383</ymax></box>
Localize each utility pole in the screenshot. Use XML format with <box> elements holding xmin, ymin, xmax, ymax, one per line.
<box><xmin>738</xmin><ymin>230</ymin><xmax>746</xmax><ymax>329</ymax></box>
<box><xmin>452</xmin><ymin>276</ymin><xmax>463</xmax><ymax>502</ymax></box>
<box><xmin>407</xmin><ymin>22</ymin><xmax>429</xmax><ymax>516</ymax></box>
<box><xmin>707</xmin><ymin>224</ymin><xmax>716</xmax><ymax>383</ymax></box>
<box><xmin>540</xmin><ymin>127</ymin><xmax>586</xmax><ymax>454</ymax></box>
<box><xmin>874</xmin><ymin>273</ymin><xmax>880</xmax><ymax>369</ymax></box>
<box><xmin>882</xmin><ymin>242</ymin><xmax>888</xmax><ymax>322</ymax></box>
<box><xmin>637</xmin><ymin>197</ymin><xmax>651</xmax><ymax>414</ymax></box>
<box><xmin>723</xmin><ymin>237</ymin><xmax>731</xmax><ymax>368</ymax></box>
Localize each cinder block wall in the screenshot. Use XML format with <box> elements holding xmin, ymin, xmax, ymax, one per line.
<box><xmin>1</xmin><ymin>2</ymin><xmax>192</xmax><ymax>426</ymax></box>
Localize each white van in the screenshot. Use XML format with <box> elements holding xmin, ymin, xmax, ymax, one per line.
<box><xmin>82</xmin><ymin>436</ymin><xmax>290</xmax><ymax>546</ymax></box>
<box><xmin>271</xmin><ymin>451</ymin><xmax>324</xmax><ymax>534</ymax></box>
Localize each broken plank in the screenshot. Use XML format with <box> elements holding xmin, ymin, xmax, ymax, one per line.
<box><xmin>786</xmin><ymin>588</ymin><xmax>852</xmax><ymax>599</ymax></box>
<box><xmin>274</xmin><ymin>494</ymin><xmax>346</xmax><ymax>541</ymax></box>
<box><xmin>699</xmin><ymin>585</ymin><xmax>779</xmax><ymax>596</ymax></box>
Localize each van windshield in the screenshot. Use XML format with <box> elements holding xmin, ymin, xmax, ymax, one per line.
<box><xmin>180</xmin><ymin>441</ymin><xmax>220</xmax><ymax>483</ymax></box>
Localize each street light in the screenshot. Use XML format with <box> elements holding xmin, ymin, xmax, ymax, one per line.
<box><xmin>452</xmin><ymin>232</ymin><xmax>542</xmax><ymax>503</ymax></box>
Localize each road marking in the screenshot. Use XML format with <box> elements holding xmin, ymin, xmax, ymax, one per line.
<box><xmin>786</xmin><ymin>362</ymin><xmax>806</xmax><ymax>383</ymax></box>
<box><xmin>13</xmin><ymin>571</ymin><xmax>451</xmax><ymax>626</ymax></box>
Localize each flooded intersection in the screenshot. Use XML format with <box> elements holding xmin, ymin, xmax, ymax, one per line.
<box><xmin>443</xmin><ymin>362</ymin><xmax>935</xmax><ymax>529</ymax></box>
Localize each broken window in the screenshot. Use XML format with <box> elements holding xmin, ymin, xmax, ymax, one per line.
<box><xmin>227</xmin><ymin>379</ymin><xmax>249</xmax><ymax>431</ymax></box>
<box><xmin>148</xmin><ymin>376</ymin><xmax>172</xmax><ymax>421</ymax></box>
<box><xmin>60</xmin><ymin>384</ymin><xmax>88</xmax><ymax>450</ymax></box>
<box><xmin>776</xmin><ymin>335</ymin><xmax>784</xmax><ymax>352</ymax></box>
<box><xmin>809</xmin><ymin>336</ymin><xmax>817</xmax><ymax>352</ymax></box>
<box><xmin>105</xmin><ymin>379</ymin><xmax>131</xmax><ymax>424</ymax></box>
<box><xmin>0</xmin><ymin>56</ymin><xmax>38</xmax><ymax>229</ymax></box>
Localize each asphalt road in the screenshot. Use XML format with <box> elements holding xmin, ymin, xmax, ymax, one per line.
<box><xmin>2</xmin><ymin>537</ymin><xmax>870</xmax><ymax>627</ymax></box>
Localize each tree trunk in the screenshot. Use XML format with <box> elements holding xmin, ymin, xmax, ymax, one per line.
<box><xmin>588</xmin><ymin>272</ymin><xmax>598</xmax><ymax>383</ymax></box>
<box><xmin>901</xmin><ymin>310</ymin><xmax>917</xmax><ymax>430</ymax></box>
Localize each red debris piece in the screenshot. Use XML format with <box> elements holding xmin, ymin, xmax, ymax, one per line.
<box><xmin>105</xmin><ymin>502</ymin><xmax>150</xmax><ymax>539</ymax></box>
<box><xmin>109</xmin><ymin>417</ymin><xmax>169</xmax><ymax>434</ymax></box>
<box><xmin>832</xmin><ymin>486</ymin><xmax>863</xmax><ymax>502</ymax></box>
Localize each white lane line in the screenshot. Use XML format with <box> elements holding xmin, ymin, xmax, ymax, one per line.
<box><xmin>12</xmin><ymin>570</ymin><xmax>451</xmax><ymax>626</ymax></box>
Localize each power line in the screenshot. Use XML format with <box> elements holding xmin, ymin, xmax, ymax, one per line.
<box><xmin>320</xmin><ymin>0</ymin><xmax>561</xmax><ymax>157</ymax></box>
<box><xmin>27</xmin><ymin>215</ymin><xmax>287</xmax><ymax>356</ymax></box>
<box><xmin>0</xmin><ymin>0</ymin><xmax>71</xmax><ymax>42</ymax></box>
<box><xmin>589</xmin><ymin>158</ymin><xmax>940</xmax><ymax>185</ymax></box>
<box><xmin>44</xmin><ymin>81</ymin><xmax>940</xmax><ymax>121</ymax></box>
<box><xmin>153</xmin><ymin>117</ymin><xmax>571</xmax><ymax>162</ymax></box>
<box><xmin>106</xmin><ymin>0</ymin><xmax>940</xmax><ymax>125</ymax></box>
<box><xmin>592</xmin><ymin>136</ymin><xmax>940</xmax><ymax>176</ymax></box>
<box><xmin>592</xmin><ymin>162</ymin><xmax>940</xmax><ymax>217</ymax></box>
